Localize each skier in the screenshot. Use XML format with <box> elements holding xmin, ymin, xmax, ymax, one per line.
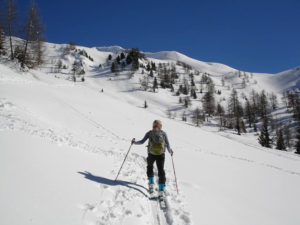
<box><xmin>131</xmin><ymin>120</ymin><xmax>173</xmax><ymax>200</ymax></box>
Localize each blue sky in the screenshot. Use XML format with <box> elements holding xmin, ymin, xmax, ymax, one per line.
<box><xmin>16</xmin><ymin>0</ymin><xmax>300</xmax><ymax>73</ymax></box>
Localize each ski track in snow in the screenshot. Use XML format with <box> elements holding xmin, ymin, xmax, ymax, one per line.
<box><xmin>1</xmin><ymin>95</ymin><xmax>299</xmax><ymax>224</ymax></box>
<box><xmin>215</xmin><ymin>131</ymin><xmax>300</xmax><ymax>162</ymax></box>
<box><xmin>189</xmin><ymin>144</ymin><xmax>300</xmax><ymax>177</ymax></box>
<box><xmin>0</xmin><ymin>97</ymin><xmax>191</xmax><ymax>225</ymax></box>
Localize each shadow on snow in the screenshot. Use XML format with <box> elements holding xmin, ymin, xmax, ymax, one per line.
<box><xmin>78</xmin><ymin>171</ymin><xmax>148</xmax><ymax>197</ymax></box>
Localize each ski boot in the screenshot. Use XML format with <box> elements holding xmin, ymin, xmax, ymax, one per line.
<box><xmin>158</xmin><ymin>184</ymin><xmax>165</xmax><ymax>201</ymax></box>
<box><xmin>148</xmin><ymin>177</ymin><xmax>154</xmax><ymax>194</ymax></box>
<box><xmin>158</xmin><ymin>184</ymin><xmax>167</xmax><ymax>209</ymax></box>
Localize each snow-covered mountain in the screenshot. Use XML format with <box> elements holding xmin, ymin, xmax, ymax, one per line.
<box><xmin>1</xmin><ymin>39</ymin><xmax>300</xmax><ymax>225</ymax></box>
<box><xmin>253</xmin><ymin>66</ymin><xmax>300</xmax><ymax>92</ymax></box>
<box><xmin>41</xmin><ymin>40</ymin><xmax>300</xmax><ymax>93</ymax></box>
<box><xmin>145</xmin><ymin>50</ymin><xmax>237</xmax><ymax>76</ymax></box>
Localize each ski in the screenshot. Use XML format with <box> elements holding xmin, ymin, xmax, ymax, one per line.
<box><xmin>148</xmin><ymin>191</ymin><xmax>157</xmax><ymax>200</ymax></box>
<box><xmin>148</xmin><ymin>184</ymin><xmax>168</xmax><ymax>210</ymax></box>
<box><xmin>148</xmin><ymin>183</ymin><xmax>156</xmax><ymax>199</ymax></box>
<box><xmin>149</xmin><ymin>191</ymin><xmax>168</xmax><ymax>210</ymax></box>
<box><xmin>159</xmin><ymin>195</ymin><xmax>167</xmax><ymax>210</ymax></box>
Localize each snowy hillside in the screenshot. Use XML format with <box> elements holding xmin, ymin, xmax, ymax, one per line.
<box><xmin>145</xmin><ymin>51</ymin><xmax>237</xmax><ymax>76</ymax></box>
<box><xmin>1</xmin><ymin>39</ymin><xmax>300</xmax><ymax>225</ymax></box>
<box><xmin>253</xmin><ymin>67</ymin><xmax>300</xmax><ymax>93</ymax></box>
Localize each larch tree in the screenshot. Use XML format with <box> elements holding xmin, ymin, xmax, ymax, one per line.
<box><xmin>283</xmin><ymin>125</ymin><xmax>291</xmax><ymax>148</ymax></box>
<box><xmin>245</xmin><ymin>99</ymin><xmax>254</xmax><ymax>128</ymax></box>
<box><xmin>1</xmin><ymin>0</ymin><xmax>17</xmax><ymax>59</ymax></box>
<box><xmin>0</xmin><ymin>24</ymin><xmax>6</xmax><ymax>55</ymax></box>
<box><xmin>21</xmin><ymin>1</ymin><xmax>45</xmax><ymax>68</ymax></box>
<box><xmin>216</xmin><ymin>103</ymin><xmax>225</xmax><ymax>129</ymax></box>
<box><xmin>203</xmin><ymin>90</ymin><xmax>215</xmax><ymax>116</ymax></box>
<box><xmin>295</xmin><ymin>123</ymin><xmax>300</xmax><ymax>154</ymax></box>
<box><xmin>270</xmin><ymin>93</ymin><xmax>278</xmax><ymax>110</ymax></box>
<box><xmin>193</xmin><ymin>107</ymin><xmax>203</xmax><ymax>126</ymax></box>
<box><xmin>228</xmin><ymin>89</ymin><xmax>243</xmax><ymax>135</ymax></box>
<box><xmin>153</xmin><ymin>77</ymin><xmax>158</xmax><ymax>92</ymax></box>
<box><xmin>259</xmin><ymin>90</ymin><xmax>269</xmax><ymax>118</ymax></box>
<box><xmin>276</xmin><ymin>129</ymin><xmax>286</xmax><ymax>150</ymax></box>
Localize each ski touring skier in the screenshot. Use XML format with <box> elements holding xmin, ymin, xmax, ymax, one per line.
<box><xmin>131</xmin><ymin>120</ymin><xmax>173</xmax><ymax>202</ymax></box>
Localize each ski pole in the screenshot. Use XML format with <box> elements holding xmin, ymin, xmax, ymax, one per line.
<box><xmin>171</xmin><ymin>155</ymin><xmax>179</xmax><ymax>194</ymax></box>
<box><xmin>115</xmin><ymin>143</ymin><xmax>133</xmax><ymax>181</ymax></box>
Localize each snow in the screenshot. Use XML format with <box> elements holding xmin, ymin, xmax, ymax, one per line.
<box><xmin>253</xmin><ymin>67</ymin><xmax>300</xmax><ymax>93</ymax></box>
<box><xmin>1</xmin><ymin>41</ymin><xmax>300</xmax><ymax>225</ymax></box>
<box><xmin>145</xmin><ymin>51</ymin><xmax>237</xmax><ymax>75</ymax></box>
<box><xmin>95</xmin><ymin>46</ymin><xmax>125</xmax><ymax>54</ymax></box>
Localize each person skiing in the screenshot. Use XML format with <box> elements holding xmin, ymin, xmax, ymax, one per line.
<box><xmin>131</xmin><ymin>120</ymin><xmax>173</xmax><ymax>199</ymax></box>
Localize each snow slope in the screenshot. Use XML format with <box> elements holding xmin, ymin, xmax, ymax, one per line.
<box><xmin>1</xmin><ymin>57</ymin><xmax>300</xmax><ymax>225</ymax></box>
<box><xmin>253</xmin><ymin>67</ymin><xmax>300</xmax><ymax>93</ymax></box>
<box><xmin>146</xmin><ymin>50</ymin><xmax>300</xmax><ymax>93</ymax></box>
<box><xmin>145</xmin><ymin>51</ymin><xmax>236</xmax><ymax>75</ymax></box>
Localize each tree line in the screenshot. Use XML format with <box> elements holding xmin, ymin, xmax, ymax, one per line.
<box><xmin>135</xmin><ymin>61</ymin><xmax>300</xmax><ymax>153</ymax></box>
<box><xmin>110</xmin><ymin>48</ymin><xmax>145</xmax><ymax>77</ymax></box>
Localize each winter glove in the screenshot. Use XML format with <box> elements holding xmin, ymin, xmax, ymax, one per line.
<box><xmin>131</xmin><ymin>138</ymin><xmax>136</xmax><ymax>145</ymax></box>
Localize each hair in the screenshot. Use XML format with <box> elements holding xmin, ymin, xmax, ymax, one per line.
<box><xmin>152</xmin><ymin>120</ymin><xmax>162</xmax><ymax>130</ymax></box>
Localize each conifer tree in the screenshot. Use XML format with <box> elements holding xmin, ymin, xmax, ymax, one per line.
<box><xmin>153</xmin><ymin>77</ymin><xmax>158</xmax><ymax>92</ymax></box>
<box><xmin>184</xmin><ymin>97</ymin><xmax>191</xmax><ymax>108</ymax></box>
<box><xmin>111</xmin><ymin>62</ymin><xmax>116</xmax><ymax>73</ymax></box>
<box><xmin>253</xmin><ymin>123</ymin><xmax>257</xmax><ymax>132</ymax></box>
<box><xmin>125</xmin><ymin>48</ymin><xmax>144</xmax><ymax>71</ymax></box>
<box><xmin>259</xmin><ymin>90</ymin><xmax>269</xmax><ymax>118</ymax></box>
<box><xmin>240</xmin><ymin>120</ymin><xmax>246</xmax><ymax>133</ymax></box>
<box><xmin>191</xmin><ymin>89</ymin><xmax>197</xmax><ymax>99</ymax></box>
<box><xmin>294</xmin><ymin>95</ymin><xmax>300</xmax><ymax>121</ymax></box>
<box><xmin>228</xmin><ymin>89</ymin><xmax>242</xmax><ymax>135</ymax></box>
<box><xmin>56</xmin><ymin>59</ymin><xmax>62</xmax><ymax>73</ymax></box>
<box><xmin>116</xmin><ymin>55</ymin><xmax>121</xmax><ymax>64</ymax></box>
<box><xmin>2</xmin><ymin>0</ymin><xmax>17</xmax><ymax>59</ymax></box>
<box><xmin>72</xmin><ymin>60</ymin><xmax>79</xmax><ymax>75</ymax></box>
<box><xmin>270</xmin><ymin>93</ymin><xmax>278</xmax><ymax>110</ymax></box>
<box><xmin>258</xmin><ymin>117</ymin><xmax>271</xmax><ymax>148</ymax></box>
<box><xmin>203</xmin><ymin>90</ymin><xmax>215</xmax><ymax>116</ymax></box>
<box><xmin>170</xmin><ymin>83</ymin><xmax>174</xmax><ymax>92</ymax></box>
<box><xmin>295</xmin><ymin>124</ymin><xmax>300</xmax><ymax>154</ymax></box>
<box><xmin>245</xmin><ymin>99</ymin><xmax>254</xmax><ymax>127</ymax></box>
<box><xmin>216</xmin><ymin>103</ymin><xmax>225</xmax><ymax>129</ymax></box>
<box><xmin>151</xmin><ymin>61</ymin><xmax>156</xmax><ymax>71</ymax></box>
<box><xmin>250</xmin><ymin>89</ymin><xmax>259</xmax><ymax>122</ymax></box>
<box><xmin>276</xmin><ymin>129</ymin><xmax>285</xmax><ymax>150</ymax></box>
<box><xmin>149</xmin><ymin>69</ymin><xmax>154</xmax><ymax>77</ymax></box>
<box><xmin>120</xmin><ymin>52</ymin><xmax>125</xmax><ymax>59</ymax></box>
<box><xmin>179</xmin><ymin>97</ymin><xmax>182</xmax><ymax>104</ymax></box>
<box><xmin>283</xmin><ymin>125</ymin><xmax>291</xmax><ymax>148</ymax></box>
<box><xmin>182</xmin><ymin>111</ymin><xmax>187</xmax><ymax>122</ymax></box>
<box><xmin>193</xmin><ymin>107</ymin><xmax>203</xmax><ymax>126</ymax></box>
<box><xmin>0</xmin><ymin>25</ymin><xmax>6</xmax><ymax>56</ymax></box>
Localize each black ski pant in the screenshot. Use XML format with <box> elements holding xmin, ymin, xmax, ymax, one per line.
<box><xmin>147</xmin><ymin>153</ymin><xmax>166</xmax><ymax>184</ymax></box>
